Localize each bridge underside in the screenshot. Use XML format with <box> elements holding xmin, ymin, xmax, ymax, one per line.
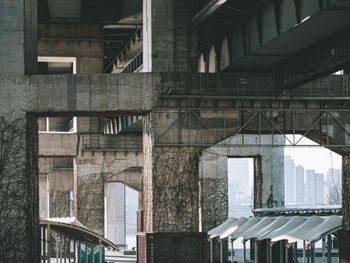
<box><xmin>2</xmin><ymin>0</ymin><xmax>350</xmax><ymax>262</ymax></box>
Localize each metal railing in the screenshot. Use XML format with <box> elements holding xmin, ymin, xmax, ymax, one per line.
<box><xmin>160</xmin><ymin>73</ymin><xmax>276</xmax><ymax>97</ymax></box>
<box><xmin>81</xmin><ymin>134</ymin><xmax>142</xmax><ymax>150</ymax></box>
<box><xmin>160</xmin><ymin>73</ymin><xmax>350</xmax><ymax>98</ymax></box>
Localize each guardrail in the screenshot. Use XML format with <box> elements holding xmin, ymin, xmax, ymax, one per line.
<box><xmin>81</xmin><ymin>134</ymin><xmax>142</xmax><ymax>150</ymax></box>
<box><xmin>159</xmin><ymin>73</ymin><xmax>350</xmax><ymax>98</ymax></box>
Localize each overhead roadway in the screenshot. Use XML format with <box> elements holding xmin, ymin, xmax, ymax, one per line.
<box><xmin>38</xmin><ymin>0</ymin><xmax>142</xmax><ymax>73</ymax></box>
<box><xmin>193</xmin><ymin>0</ymin><xmax>350</xmax><ymax>75</ymax></box>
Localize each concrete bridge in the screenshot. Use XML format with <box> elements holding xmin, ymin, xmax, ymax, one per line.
<box><xmin>1</xmin><ymin>0</ymin><xmax>350</xmax><ymax>262</ymax></box>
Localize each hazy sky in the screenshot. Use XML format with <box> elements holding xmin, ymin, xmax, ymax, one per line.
<box><xmin>284</xmin><ymin>135</ymin><xmax>342</xmax><ymax>174</ymax></box>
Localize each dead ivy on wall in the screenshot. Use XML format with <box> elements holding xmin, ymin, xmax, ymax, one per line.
<box><xmin>201</xmin><ymin>178</ymin><xmax>228</xmax><ymax>231</ymax></box>
<box><xmin>0</xmin><ymin>116</ymin><xmax>28</xmax><ymax>261</ymax></box>
<box><xmin>77</xmin><ymin>173</ymin><xmax>104</xmax><ymax>235</ymax></box>
<box><xmin>152</xmin><ymin>147</ymin><xmax>200</xmax><ymax>232</ymax></box>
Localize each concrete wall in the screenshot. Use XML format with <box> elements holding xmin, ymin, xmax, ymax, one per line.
<box><xmin>75</xmin><ymin>150</ymin><xmax>143</xmax><ymax>235</ymax></box>
<box><xmin>26</xmin><ymin>73</ymin><xmax>160</xmax><ymax>113</ymax></box>
<box><xmin>39</xmin><ymin>157</ymin><xmax>74</xmax><ymax>218</ymax></box>
<box><xmin>143</xmin><ymin>0</ymin><xmax>190</xmax><ymax>72</ymax></box>
<box><xmin>200</xmin><ymin>135</ymin><xmax>284</xmax><ymax>231</ymax></box>
<box><xmin>38</xmin><ymin>24</ymin><xmax>103</xmax><ymax>74</ymax></box>
<box><xmin>39</xmin><ymin>133</ymin><xmax>77</xmax><ymax>156</ymax></box>
<box><xmin>105</xmin><ymin>182</ymin><xmax>126</xmax><ymax>246</ymax></box>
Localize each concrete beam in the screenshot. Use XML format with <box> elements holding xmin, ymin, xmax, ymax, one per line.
<box><xmin>39</xmin><ymin>133</ymin><xmax>77</xmax><ymax>156</ymax></box>
<box><xmin>25</xmin><ymin>73</ymin><xmax>160</xmax><ymax>114</ymax></box>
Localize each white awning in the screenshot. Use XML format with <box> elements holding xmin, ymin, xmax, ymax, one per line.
<box><xmin>208</xmin><ymin>215</ymin><xmax>342</xmax><ymax>244</ymax></box>
<box><xmin>219</xmin><ymin>217</ymin><xmax>248</xmax><ymax>239</ymax></box>
<box><xmin>208</xmin><ymin>218</ymin><xmax>236</xmax><ymax>239</ymax></box>
<box><xmin>277</xmin><ymin>216</ymin><xmax>325</xmax><ymax>243</ymax></box>
<box><xmin>255</xmin><ymin>216</ymin><xmax>290</xmax><ymax>240</ymax></box>
<box><xmin>242</xmin><ymin>217</ymin><xmax>275</xmax><ymax>241</ymax></box>
<box><xmin>230</xmin><ymin>217</ymin><xmax>261</xmax><ymax>240</ymax></box>
<box><xmin>304</xmin><ymin>216</ymin><xmax>342</xmax><ymax>243</ymax></box>
<box><xmin>264</xmin><ymin>216</ymin><xmax>306</xmax><ymax>242</ymax></box>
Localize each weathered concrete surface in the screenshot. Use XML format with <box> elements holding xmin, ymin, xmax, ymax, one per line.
<box><xmin>39</xmin><ymin>133</ymin><xmax>77</xmax><ymax>156</ymax></box>
<box><xmin>0</xmin><ymin>0</ymin><xmax>37</xmax><ymax>75</ymax></box>
<box><xmin>76</xmin><ymin>150</ymin><xmax>143</xmax><ymax>235</ymax></box>
<box><xmin>143</xmin><ymin>114</ymin><xmax>201</xmax><ymax>233</ymax></box>
<box><xmin>105</xmin><ymin>182</ymin><xmax>126</xmax><ymax>246</ymax></box>
<box><xmin>200</xmin><ymin>135</ymin><xmax>284</xmax><ymax>231</ymax></box>
<box><xmin>0</xmin><ymin>114</ymin><xmax>39</xmax><ymax>262</ymax></box>
<box><xmin>343</xmin><ymin>155</ymin><xmax>350</xmax><ymax>231</ymax></box>
<box><xmin>38</xmin><ymin>24</ymin><xmax>103</xmax><ymax>74</ymax></box>
<box><xmin>0</xmin><ymin>1</ymin><xmax>39</xmax><ymax>254</ymax></box>
<box><xmin>27</xmin><ymin>73</ymin><xmax>160</xmax><ymax>113</ymax></box>
<box><xmin>39</xmin><ymin>157</ymin><xmax>74</xmax><ymax>218</ymax></box>
<box><xmin>143</xmin><ymin>0</ymin><xmax>190</xmax><ymax>72</ymax></box>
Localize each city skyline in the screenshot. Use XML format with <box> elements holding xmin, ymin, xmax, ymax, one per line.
<box><xmin>284</xmin><ymin>155</ymin><xmax>342</xmax><ymax>206</ymax></box>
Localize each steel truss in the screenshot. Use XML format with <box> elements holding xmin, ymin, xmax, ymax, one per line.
<box><xmin>153</xmin><ymin>108</ymin><xmax>350</xmax><ymax>153</ymax></box>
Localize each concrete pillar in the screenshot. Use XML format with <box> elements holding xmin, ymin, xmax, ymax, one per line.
<box><xmin>143</xmin><ymin>0</ymin><xmax>190</xmax><ymax>72</ymax></box>
<box><xmin>0</xmin><ymin>0</ymin><xmax>38</xmax><ymax>261</ymax></box>
<box><xmin>0</xmin><ymin>113</ymin><xmax>39</xmax><ymax>262</ymax></box>
<box><xmin>141</xmin><ymin>114</ymin><xmax>205</xmax><ymax>262</ymax></box>
<box><xmin>105</xmin><ymin>182</ymin><xmax>126</xmax><ymax>246</ymax></box>
<box><xmin>340</xmin><ymin>155</ymin><xmax>350</xmax><ymax>262</ymax></box>
<box><xmin>0</xmin><ymin>0</ymin><xmax>37</xmax><ymax>74</ymax></box>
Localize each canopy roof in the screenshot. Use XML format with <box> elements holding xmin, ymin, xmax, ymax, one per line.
<box><xmin>208</xmin><ymin>218</ymin><xmax>236</xmax><ymax>239</ymax></box>
<box><xmin>209</xmin><ymin>215</ymin><xmax>342</xmax><ymax>244</ymax></box>
<box><xmin>40</xmin><ymin>217</ymin><xmax>120</xmax><ymax>251</ymax></box>
<box><xmin>220</xmin><ymin>217</ymin><xmax>248</xmax><ymax>239</ymax></box>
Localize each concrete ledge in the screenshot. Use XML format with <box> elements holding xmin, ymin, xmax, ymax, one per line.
<box><xmin>39</xmin><ymin>133</ymin><xmax>77</xmax><ymax>156</ymax></box>
<box><xmin>26</xmin><ymin>73</ymin><xmax>161</xmax><ymax>114</ymax></box>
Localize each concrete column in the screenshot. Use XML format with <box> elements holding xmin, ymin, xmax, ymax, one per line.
<box><xmin>143</xmin><ymin>0</ymin><xmax>190</xmax><ymax>72</ymax></box>
<box><xmin>0</xmin><ymin>0</ymin><xmax>39</xmax><ymax>255</ymax></box>
<box><xmin>0</xmin><ymin>0</ymin><xmax>37</xmax><ymax>74</ymax></box>
<box><xmin>141</xmin><ymin>114</ymin><xmax>204</xmax><ymax>262</ymax></box>
<box><xmin>339</xmin><ymin>155</ymin><xmax>350</xmax><ymax>262</ymax></box>
<box><xmin>0</xmin><ymin>112</ymin><xmax>39</xmax><ymax>262</ymax></box>
<box><xmin>105</xmin><ymin>182</ymin><xmax>126</xmax><ymax>246</ymax></box>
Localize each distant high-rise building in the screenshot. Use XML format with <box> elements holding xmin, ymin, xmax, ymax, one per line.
<box><xmin>315</xmin><ymin>173</ymin><xmax>324</xmax><ymax>205</ymax></box>
<box><xmin>284</xmin><ymin>156</ymin><xmax>295</xmax><ymax>204</ymax></box>
<box><xmin>306</xmin><ymin>170</ymin><xmax>316</xmax><ymax>204</ymax></box>
<box><xmin>295</xmin><ymin>165</ymin><xmax>305</xmax><ymax>204</ymax></box>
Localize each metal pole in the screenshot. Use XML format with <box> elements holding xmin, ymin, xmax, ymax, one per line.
<box><xmin>64</xmin><ymin>238</ymin><xmax>67</xmax><ymax>263</ymax></box>
<box><xmin>322</xmin><ymin>238</ymin><xmax>326</xmax><ymax>263</ymax></box>
<box><xmin>243</xmin><ymin>241</ymin><xmax>247</xmax><ymax>263</ymax></box>
<box><xmin>285</xmin><ymin>242</ymin><xmax>289</xmax><ymax>263</ymax></box>
<box><xmin>293</xmin><ymin>243</ymin><xmax>298</xmax><ymax>263</ymax></box>
<box><xmin>78</xmin><ymin>241</ymin><xmax>81</xmax><ymax>263</ymax></box>
<box><xmin>269</xmin><ymin>242</ymin><xmax>273</xmax><ymax>263</ymax></box>
<box><xmin>85</xmin><ymin>242</ymin><xmax>88</xmax><ymax>263</ymax></box>
<box><xmin>303</xmin><ymin>241</ymin><xmax>307</xmax><ymax>263</ymax></box>
<box><xmin>43</xmin><ymin>226</ymin><xmax>46</xmax><ymax>263</ymax></box>
<box><xmin>47</xmin><ymin>225</ymin><xmax>51</xmax><ymax>263</ymax></box>
<box><xmin>230</xmin><ymin>238</ymin><xmax>234</xmax><ymax>263</ymax></box>
<box><xmin>327</xmin><ymin>235</ymin><xmax>332</xmax><ymax>263</ymax></box>
<box><xmin>210</xmin><ymin>239</ymin><xmax>213</xmax><ymax>263</ymax></box>
<box><xmin>254</xmin><ymin>240</ymin><xmax>259</xmax><ymax>263</ymax></box>
<box><xmin>91</xmin><ymin>244</ymin><xmax>94</xmax><ymax>263</ymax></box>
<box><xmin>56</xmin><ymin>235</ymin><xmax>59</xmax><ymax>263</ymax></box>
<box><xmin>311</xmin><ymin>244</ymin><xmax>315</xmax><ymax>263</ymax></box>
<box><xmin>73</xmin><ymin>241</ymin><xmax>76</xmax><ymax>263</ymax></box>
<box><xmin>60</xmin><ymin>236</ymin><xmax>63</xmax><ymax>263</ymax></box>
<box><xmin>68</xmin><ymin>238</ymin><xmax>71</xmax><ymax>263</ymax></box>
<box><xmin>99</xmin><ymin>240</ymin><xmax>102</xmax><ymax>263</ymax></box>
<box><xmin>219</xmin><ymin>240</ymin><xmax>223</xmax><ymax>263</ymax></box>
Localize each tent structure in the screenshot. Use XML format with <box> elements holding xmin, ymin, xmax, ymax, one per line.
<box><xmin>208</xmin><ymin>215</ymin><xmax>342</xmax><ymax>263</ymax></box>
<box><xmin>208</xmin><ymin>217</ymin><xmax>236</xmax><ymax>239</ymax></box>
<box><xmin>220</xmin><ymin>217</ymin><xmax>248</xmax><ymax>239</ymax></box>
